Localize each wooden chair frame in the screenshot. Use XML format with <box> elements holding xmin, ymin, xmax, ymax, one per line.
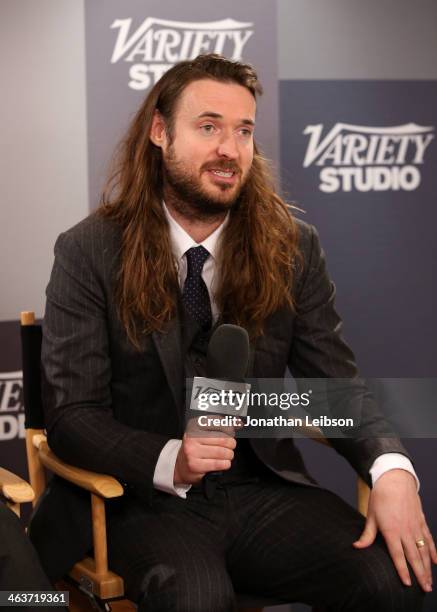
<box><xmin>0</xmin><ymin>466</ymin><xmax>34</xmax><ymax>518</ymax></box>
<box><xmin>22</xmin><ymin>311</ymin><xmax>126</xmax><ymax>607</ymax></box>
<box><xmin>21</xmin><ymin>310</ymin><xmax>370</xmax><ymax>611</ymax></box>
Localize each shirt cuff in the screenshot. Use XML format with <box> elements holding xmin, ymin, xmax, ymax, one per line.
<box><xmin>369</xmin><ymin>452</ymin><xmax>420</xmax><ymax>492</ymax></box>
<box><xmin>153</xmin><ymin>439</ymin><xmax>192</xmax><ymax>498</ymax></box>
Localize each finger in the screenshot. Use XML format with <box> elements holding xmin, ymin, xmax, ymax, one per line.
<box><xmin>417</xmin><ymin>543</ymin><xmax>433</xmax><ymax>591</ymax></box>
<box><xmin>403</xmin><ymin>537</ymin><xmax>432</xmax><ymax>592</ymax></box>
<box><xmin>383</xmin><ymin>536</ymin><xmax>412</xmax><ymax>587</ymax></box>
<box><xmin>195</xmin><ymin>458</ymin><xmax>232</xmax><ymax>473</ymax></box>
<box><xmin>423</xmin><ymin>523</ymin><xmax>437</xmax><ymax>565</ymax></box>
<box><xmin>196</xmin><ymin>444</ymin><xmax>235</xmax><ymax>462</ymax></box>
<box><xmin>185</xmin><ymin>434</ymin><xmax>237</xmax><ymax>449</ymax></box>
<box><xmin>195</xmin><ymin>436</ymin><xmax>237</xmax><ymax>449</ymax></box>
<box><xmin>184</xmin><ymin>455</ymin><xmax>232</xmax><ymax>474</ymax></box>
<box><xmin>187</xmin><ymin>422</ymin><xmax>239</xmax><ymax>438</ymax></box>
<box><xmin>353</xmin><ymin>517</ymin><xmax>377</xmax><ymax>548</ymax></box>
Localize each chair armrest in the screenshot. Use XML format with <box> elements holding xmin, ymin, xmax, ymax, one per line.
<box><xmin>0</xmin><ymin>467</ymin><xmax>35</xmax><ymax>504</ymax></box>
<box><xmin>35</xmin><ymin>438</ymin><xmax>124</xmax><ymax>499</ymax></box>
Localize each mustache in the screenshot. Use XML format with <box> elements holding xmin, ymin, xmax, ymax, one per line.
<box><xmin>201</xmin><ymin>161</ymin><xmax>241</xmax><ymax>174</ymax></box>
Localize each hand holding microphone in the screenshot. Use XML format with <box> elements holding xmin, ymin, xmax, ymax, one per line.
<box><xmin>174</xmin><ymin>324</ymin><xmax>250</xmax><ymax>487</ymax></box>
<box><xmin>174</xmin><ymin>426</ymin><xmax>237</xmax><ymax>486</ymax></box>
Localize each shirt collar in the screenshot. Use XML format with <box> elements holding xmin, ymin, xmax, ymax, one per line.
<box><xmin>163</xmin><ymin>202</ymin><xmax>229</xmax><ymax>261</ymax></box>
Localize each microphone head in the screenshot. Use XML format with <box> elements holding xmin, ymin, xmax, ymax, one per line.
<box><xmin>206</xmin><ymin>324</ymin><xmax>249</xmax><ymax>381</ymax></box>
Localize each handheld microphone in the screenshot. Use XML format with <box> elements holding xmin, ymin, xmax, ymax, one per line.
<box><xmin>187</xmin><ymin>324</ymin><xmax>251</xmax><ymax>497</ymax></box>
<box><xmin>188</xmin><ymin>324</ymin><xmax>251</xmax><ymax>417</ymax></box>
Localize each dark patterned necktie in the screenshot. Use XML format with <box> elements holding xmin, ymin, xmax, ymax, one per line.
<box><xmin>182</xmin><ymin>246</ymin><xmax>212</xmax><ymax>330</ymax></box>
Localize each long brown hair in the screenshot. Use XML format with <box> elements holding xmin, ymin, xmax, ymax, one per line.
<box><xmin>98</xmin><ymin>54</ymin><xmax>301</xmax><ymax>347</ymax></box>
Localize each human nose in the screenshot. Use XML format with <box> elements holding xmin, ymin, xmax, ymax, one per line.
<box><xmin>216</xmin><ymin>130</ymin><xmax>239</xmax><ymax>159</ymax></box>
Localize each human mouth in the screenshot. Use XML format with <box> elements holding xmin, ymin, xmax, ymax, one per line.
<box><xmin>206</xmin><ymin>168</ymin><xmax>239</xmax><ymax>183</ymax></box>
<box><xmin>211</xmin><ymin>169</ymin><xmax>234</xmax><ymax>178</ymax></box>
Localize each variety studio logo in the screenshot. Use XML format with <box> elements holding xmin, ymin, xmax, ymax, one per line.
<box><xmin>302</xmin><ymin>122</ymin><xmax>435</xmax><ymax>193</ymax></box>
<box><xmin>110</xmin><ymin>17</ymin><xmax>254</xmax><ymax>91</ymax></box>
<box><xmin>0</xmin><ymin>372</ymin><xmax>24</xmax><ymax>441</ymax></box>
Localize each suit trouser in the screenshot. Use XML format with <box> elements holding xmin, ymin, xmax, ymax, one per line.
<box><xmin>106</xmin><ymin>475</ymin><xmax>424</xmax><ymax>612</ymax></box>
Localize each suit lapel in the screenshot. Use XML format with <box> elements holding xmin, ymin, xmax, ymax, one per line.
<box><xmin>152</xmin><ymin>307</ymin><xmax>184</xmax><ymax>418</ymax></box>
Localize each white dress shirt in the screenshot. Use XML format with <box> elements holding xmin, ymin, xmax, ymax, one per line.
<box><xmin>153</xmin><ymin>204</ymin><xmax>419</xmax><ymax>497</ymax></box>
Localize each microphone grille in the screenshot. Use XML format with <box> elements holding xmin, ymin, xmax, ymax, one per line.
<box><xmin>206</xmin><ymin>324</ymin><xmax>249</xmax><ymax>380</ymax></box>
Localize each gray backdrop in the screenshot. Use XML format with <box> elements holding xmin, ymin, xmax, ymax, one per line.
<box><xmin>1</xmin><ymin>1</ymin><xmax>436</xmax><ymax>610</ymax></box>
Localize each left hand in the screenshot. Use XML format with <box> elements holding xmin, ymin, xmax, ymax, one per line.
<box><xmin>353</xmin><ymin>468</ymin><xmax>437</xmax><ymax>592</ymax></box>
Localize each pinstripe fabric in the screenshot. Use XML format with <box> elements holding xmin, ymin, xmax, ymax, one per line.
<box><xmin>34</xmin><ymin>213</ymin><xmax>418</xmax><ymax>609</ymax></box>
<box><xmin>42</xmin><ymin>217</ymin><xmax>180</xmax><ymax>498</ymax></box>
<box><xmin>104</xmin><ymin>481</ymin><xmax>423</xmax><ymax>611</ymax></box>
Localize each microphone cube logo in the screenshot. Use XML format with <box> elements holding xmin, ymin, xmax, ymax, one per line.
<box><xmin>303</xmin><ymin>122</ymin><xmax>434</xmax><ymax>193</ymax></box>
<box><xmin>110</xmin><ymin>17</ymin><xmax>254</xmax><ymax>91</ymax></box>
<box><xmin>190</xmin><ymin>377</ymin><xmax>251</xmax><ymax>417</ymax></box>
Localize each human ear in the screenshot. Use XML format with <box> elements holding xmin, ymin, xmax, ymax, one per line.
<box><xmin>149</xmin><ymin>110</ymin><xmax>168</xmax><ymax>149</ymax></box>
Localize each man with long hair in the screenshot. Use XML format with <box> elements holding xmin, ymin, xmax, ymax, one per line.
<box><xmin>37</xmin><ymin>55</ymin><xmax>434</xmax><ymax>610</ymax></box>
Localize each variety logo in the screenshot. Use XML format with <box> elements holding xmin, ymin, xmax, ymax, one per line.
<box><xmin>110</xmin><ymin>17</ymin><xmax>254</xmax><ymax>91</ymax></box>
<box><xmin>303</xmin><ymin>122</ymin><xmax>435</xmax><ymax>193</ymax></box>
<box><xmin>0</xmin><ymin>372</ymin><xmax>24</xmax><ymax>441</ymax></box>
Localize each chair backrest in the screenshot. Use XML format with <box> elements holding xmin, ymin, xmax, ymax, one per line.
<box><xmin>20</xmin><ymin>312</ymin><xmax>128</xmax><ymax>601</ymax></box>
<box><xmin>20</xmin><ymin>311</ymin><xmax>46</xmax><ymax>504</ymax></box>
<box><xmin>20</xmin><ymin>312</ymin><xmax>45</xmax><ymax>429</ymax></box>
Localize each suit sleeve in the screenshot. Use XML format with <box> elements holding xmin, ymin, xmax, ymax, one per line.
<box><xmin>288</xmin><ymin>223</ymin><xmax>412</xmax><ymax>486</ymax></box>
<box><xmin>42</xmin><ymin>230</ymin><xmax>171</xmax><ymax>502</ymax></box>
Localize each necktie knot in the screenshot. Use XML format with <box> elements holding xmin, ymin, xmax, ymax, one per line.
<box><xmin>185</xmin><ymin>246</ymin><xmax>210</xmax><ymax>277</ymax></box>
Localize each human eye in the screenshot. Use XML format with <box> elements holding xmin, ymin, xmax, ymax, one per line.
<box><xmin>200</xmin><ymin>124</ymin><xmax>216</xmax><ymax>135</ymax></box>
<box><xmin>238</xmin><ymin>127</ymin><xmax>253</xmax><ymax>139</ymax></box>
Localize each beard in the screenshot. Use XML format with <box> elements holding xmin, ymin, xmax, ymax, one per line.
<box><xmin>162</xmin><ymin>146</ymin><xmax>248</xmax><ymax>222</ymax></box>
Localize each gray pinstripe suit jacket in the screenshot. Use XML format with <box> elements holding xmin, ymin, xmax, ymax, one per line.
<box><xmin>31</xmin><ymin>213</ymin><xmax>409</xmax><ymax>579</ymax></box>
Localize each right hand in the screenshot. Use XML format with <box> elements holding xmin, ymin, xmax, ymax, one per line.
<box><xmin>174</xmin><ymin>417</ymin><xmax>239</xmax><ymax>485</ymax></box>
